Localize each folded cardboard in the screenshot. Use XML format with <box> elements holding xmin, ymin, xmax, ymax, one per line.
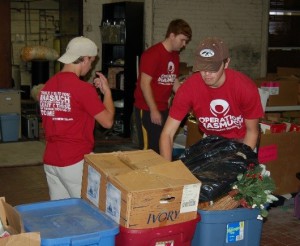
<box><xmin>277</xmin><ymin>67</ymin><xmax>300</xmax><ymax>77</ymax></box>
<box><xmin>254</xmin><ymin>77</ymin><xmax>299</xmax><ymax>106</ymax></box>
<box><xmin>258</xmin><ymin>132</ymin><xmax>300</xmax><ymax>195</ymax></box>
<box><xmin>186</xmin><ymin>118</ymin><xmax>203</xmax><ymax>147</ymax></box>
<box><xmin>81</xmin><ymin>150</ymin><xmax>201</xmax><ymax>229</ymax></box>
<box><xmin>0</xmin><ymin>197</ymin><xmax>40</xmax><ymax>246</ymax></box>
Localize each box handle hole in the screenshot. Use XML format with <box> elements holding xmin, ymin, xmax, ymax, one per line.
<box><xmin>160</xmin><ymin>196</ymin><xmax>175</xmax><ymax>204</ymax></box>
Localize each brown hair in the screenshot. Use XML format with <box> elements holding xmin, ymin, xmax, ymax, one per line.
<box><xmin>165</xmin><ymin>19</ymin><xmax>192</xmax><ymax>40</ymax></box>
<box><xmin>73</xmin><ymin>56</ymin><xmax>85</xmax><ymax>64</ymax></box>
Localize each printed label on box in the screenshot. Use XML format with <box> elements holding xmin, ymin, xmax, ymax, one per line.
<box><xmin>226</xmin><ymin>221</ymin><xmax>245</xmax><ymax>243</ymax></box>
<box><xmin>106</xmin><ymin>182</ymin><xmax>121</xmax><ymax>224</ymax></box>
<box><xmin>180</xmin><ymin>183</ymin><xmax>201</xmax><ymax>213</ymax></box>
<box><xmin>261</xmin><ymin>81</ymin><xmax>280</xmax><ymax>95</ymax></box>
<box><xmin>86</xmin><ymin>165</ymin><xmax>101</xmax><ymax>207</ymax></box>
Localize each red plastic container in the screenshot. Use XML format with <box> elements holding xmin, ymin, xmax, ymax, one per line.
<box><xmin>116</xmin><ymin>215</ymin><xmax>200</xmax><ymax>246</ymax></box>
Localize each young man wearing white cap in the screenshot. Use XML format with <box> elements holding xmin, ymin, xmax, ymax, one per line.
<box><xmin>39</xmin><ymin>36</ymin><xmax>115</xmax><ymax>200</ymax></box>
<box><xmin>160</xmin><ymin>37</ymin><xmax>264</xmax><ymax>161</ymax></box>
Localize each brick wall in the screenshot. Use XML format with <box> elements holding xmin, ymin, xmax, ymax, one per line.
<box><xmin>11</xmin><ymin>1</ymin><xmax>59</xmax><ymax>86</ymax></box>
<box><xmin>84</xmin><ymin>0</ymin><xmax>268</xmax><ymax>79</ymax></box>
<box><xmin>151</xmin><ymin>0</ymin><xmax>269</xmax><ymax>78</ymax></box>
<box><xmin>10</xmin><ymin>0</ymin><xmax>269</xmax><ymax>87</ymax></box>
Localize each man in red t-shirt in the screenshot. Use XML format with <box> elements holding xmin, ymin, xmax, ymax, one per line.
<box><xmin>160</xmin><ymin>37</ymin><xmax>264</xmax><ymax>161</ymax></box>
<box><xmin>134</xmin><ymin>19</ymin><xmax>192</xmax><ymax>153</ymax></box>
<box><xmin>39</xmin><ymin>36</ymin><xmax>115</xmax><ymax>200</ymax></box>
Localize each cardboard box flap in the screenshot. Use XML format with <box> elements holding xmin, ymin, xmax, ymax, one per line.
<box><xmin>84</xmin><ymin>153</ymin><xmax>132</xmax><ymax>176</ymax></box>
<box><xmin>0</xmin><ymin>198</ymin><xmax>23</xmax><ymax>234</ymax></box>
<box><xmin>114</xmin><ymin>161</ymin><xmax>201</xmax><ymax>191</ymax></box>
<box><xmin>118</xmin><ymin>149</ymin><xmax>169</xmax><ymax>169</ymax></box>
<box><xmin>254</xmin><ymin>77</ymin><xmax>299</xmax><ymax>106</ymax></box>
<box><xmin>0</xmin><ymin>232</ymin><xmax>40</xmax><ymax>246</ymax></box>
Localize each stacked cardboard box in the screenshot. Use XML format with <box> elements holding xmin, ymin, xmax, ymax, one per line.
<box><xmin>276</xmin><ymin>67</ymin><xmax>300</xmax><ymax>105</ymax></box>
<box><xmin>254</xmin><ymin>75</ymin><xmax>299</xmax><ymax>106</ymax></box>
<box><xmin>258</xmin><ymin>131</ymin><xmax>300</xmax><ymax>195</ymax></box>
<box><xmin>81</xmin><ymin>150</ymin><xmax>201</xmax><ymax>229</ymax></box>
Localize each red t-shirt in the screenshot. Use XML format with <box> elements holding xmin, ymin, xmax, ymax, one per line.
<box><xmin>134</xmin><ymin>42</ymin><xmax>179</xmax><ymax>110</ymax></box>
<box><xmin>39</xmin><ymin>72</ymin><xmax>105</xmax><ymax>166</ymax></box>
<box><xmin>170</xmin><ymin>69</ymin><xmax>264</xmax><ymax>139</ymax></box>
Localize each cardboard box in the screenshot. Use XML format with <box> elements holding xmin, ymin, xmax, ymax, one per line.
<box><xmin>254</xmin><ymin>78</ymin><xmax>299</xmax><ymax>106</ymax></box>
<box><xmin>263</xmin><ymin>112</ymin><xmax>282</xmax><ymax>121</ymax></box>
<box><xmin>186</xmin><ymin>118</ymin><xmax>203</xmax><ymax>147</ymax></box>
<box><xmin>259</xmin><ymin>121</ymin><xmax>287</xmax><ymax>134</ymax></box>
<box><xmin>258</xmin><ymin>132</ymin><xmax>300</xmax><ymax>195</ymax></box>
<box><xmin>0</xmin><ymin>197</ymin><xmax>40</xmax><ymax>246</ymax></box>
<box><xmin>277</xmin><ymin>67</ymin><xmax>300</xmax><ymax>77</ymax></box>
<box><xmin>0</xmin><ymin>90</ymin><xmax>21</xmax><ymax>114</ymax></box>
<box><xmin>81</xmin><ymin>150</ymin><xmax>201</xmax><ymax>229</ymax></box>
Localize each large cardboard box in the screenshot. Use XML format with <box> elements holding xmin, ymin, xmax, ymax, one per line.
<box><xmin>258</xmin><ymin>132</ymin><xmax>300</xmax><ymax>195</ymax></box>
<box><xmin>254</xmin><ymin>77</ymin><xmax>299</xmax><ymax>106</ymax></box>
<box><xmin>0</xmin><ymin>197</ymin><xmax>40</xmax><ymax>246</ymax></box>
<box><xmin>81</xmin><ymin>150</ymin><xmax>201</xmax><ymax>229</ymax></box>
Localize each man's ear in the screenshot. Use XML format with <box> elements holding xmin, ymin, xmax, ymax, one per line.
<box><xmin>82</xmin><ymin>56</ymin><xmax>88</xmax><ymax>64</ymax></box>
<box><xmin>224</xmin><ymin>58</ymin><xmax>230</xmax><ymax>69</ymax></box>
<box><xmin>169</xmin><ymin>33</ymin><xmax>176</xmax><ymax>40</ymax></box>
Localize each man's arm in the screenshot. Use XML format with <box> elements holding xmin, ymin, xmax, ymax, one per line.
<box><xmin>94</xmin><ymin>72</ymin><xmax>115</xmax><ymax>129</ymax></box>
<box><xmin>243</xmin><ymin>118</ymin><xmax>260</xmax><ymax>150</ymax></box>
<box><xmin>159</xmin><ymin>116</ymin><xmax>182</xmax><ymax>161</ymax></box>
<box><xmin>140</xmin><ymin>72</ymin><xmax>162</xmax><ymax>125</ymax></box>
<box><xmin>172</xmin><ymin>78</ymin><xmax>181</xmax><ymax>93</ymax></box>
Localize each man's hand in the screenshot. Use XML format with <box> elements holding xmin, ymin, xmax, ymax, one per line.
<box><xmin>94</xmin><ymin>72</ymin><xmax>111</xmax><ymax>95</ymax></box>
<box><xmin>150</xmin><ymin>109</ymin><xmax>162</xmax><ymax>125</ymax></box>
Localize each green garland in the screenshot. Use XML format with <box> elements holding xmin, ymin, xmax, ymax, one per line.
<box><xmin>232</xmin><ymin>164</ymin><xmax>278</xmax><ymax>218</ymax></box>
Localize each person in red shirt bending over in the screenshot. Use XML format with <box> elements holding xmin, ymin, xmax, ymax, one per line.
<box><xmin>134</xmin><ymin>19</ymin><xmax>192</xmax><ymax>153</ymax></box>
<box><xmin>39</xmin><ymin>36</ymin><xmax>115</xmax><ymax>200</ymax></box>
<box><xmin>160</xmin><ymin>37</ymin><xmax>264</xmax><ymax>161</ymax></box>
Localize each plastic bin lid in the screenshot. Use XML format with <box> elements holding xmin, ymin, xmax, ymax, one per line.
<box><xmin>15</xmin><ymin>198</ymin><xmax>119</xmax><ymax>240</ymax></box>
<box><xmin>0</xmin><ymin>113</ymin><xmax>19</xmax><ymax>118</ymax></box>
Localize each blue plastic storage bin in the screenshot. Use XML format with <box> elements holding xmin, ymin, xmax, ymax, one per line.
<box><xmin>15</xmin><ymin>198</ymin><xmax>119</xmax><ymax>246</ymax></box>
<box><xmin>192</xmin><ymin>208</ymin><xmax>263</xmax><ymax>246</ymax></box>
<box><xmin>0</xmin><ymin>113</ymin><xmax>19</xmax><ymax>142</ymax></box>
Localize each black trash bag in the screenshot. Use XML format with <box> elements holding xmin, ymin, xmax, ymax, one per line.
<box><xmin>179</xmin><ymin>135</ymin><xmax>259</xmax><ymax>202</ymax></box>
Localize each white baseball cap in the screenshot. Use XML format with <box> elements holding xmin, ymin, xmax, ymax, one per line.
<box><xmin>58</xmin><ymin>36</ymin><xmax>98</xmax><ymax>64</ymax></box>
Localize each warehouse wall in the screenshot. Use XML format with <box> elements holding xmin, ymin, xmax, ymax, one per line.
<box><xmin>10</xmin><ymin>0</ymin><xmax>269</xmax><ymax>86</ymax></box>
<box><xmin>151</xmin><ymin>0</ymin><xmax>269</xmax><ymax>78</ymax></box>
<box><xmin>10</xmin><ymin>0</ymin><xmax>59</xmax><ymax>86</ymax></box>
<box><xmin>84</xmin><ymin>0</ymin><xmax>269</xmax><ymax>79</ymax></box>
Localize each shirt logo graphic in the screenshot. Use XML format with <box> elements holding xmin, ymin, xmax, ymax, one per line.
<box><xmin>210</xmin><ymin>99</ymin><xmax>230</xmax><ymax>117</ymax></box>
<box><xmin>200</xmin><ymin>49</ymin><xmax>215</xmax><ymax>58</ymax></box>
<box><xmin>157</xmin><ymin>61</ymin><xmax>176</xmax><ymax>85</ymax></box>
<box><xmin>168</xmin><ymin>61</ymin><xmax>175</xmax><ymax>74</ymax></box>
<box><xmin>199</xmin><ymin>99</ymin><xmax>243</xmax><ymax>132</ymax></box>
